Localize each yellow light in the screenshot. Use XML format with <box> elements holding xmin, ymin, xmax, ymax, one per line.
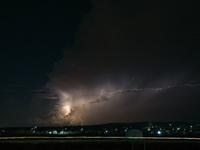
<box><xmin>63</xmin><ymin>106</ymin><xmax>70</xmax><ymax>115</ymax></box>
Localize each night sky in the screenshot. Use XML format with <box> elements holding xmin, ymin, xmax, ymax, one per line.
<box><xmin>0</xmin><ymin>0</ymin><xmax>200</xmax><ymax>127</ymax></box>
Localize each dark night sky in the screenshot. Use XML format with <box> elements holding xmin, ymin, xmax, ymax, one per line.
<box><xmin>0</xmin><ymin>0</ymin><xmax>200</xmax><ymax>127</ymax></box>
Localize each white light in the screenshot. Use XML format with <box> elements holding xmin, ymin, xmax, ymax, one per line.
<box><xmin>157</xmin><ymin>131</ymin><xmax>161</xmax><ymax>135</ymax></box>
<box><xmin>63</xmin><ymin>106</ymin><xmax>71</xmax><ymax>115</ymax></box>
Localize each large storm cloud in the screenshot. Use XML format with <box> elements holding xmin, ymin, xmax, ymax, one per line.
<box><xmin>35</xmin><ymin>0</ymin><xmax>200</xmax><ymax>126</ymax></box>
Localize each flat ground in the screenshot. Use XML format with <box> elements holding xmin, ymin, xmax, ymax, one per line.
<box><xmin>0</xmin><ymin>139</ymin><xmax>200</xmax><ymax>150</ymax></box>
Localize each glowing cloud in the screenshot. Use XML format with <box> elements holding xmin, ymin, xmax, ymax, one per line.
<box><xmin>37</xmin><ymin>0</ymin><xmax>200</xmax><ymax>126</ymax></box>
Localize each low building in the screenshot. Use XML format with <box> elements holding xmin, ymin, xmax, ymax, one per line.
<box><xmin>53</xmin><ymin>130</ymin><xmax>57</xmax><ymax>134</ymax></box>
<box><xmin>126</xmin><ymin>129</ymin><xmax>143</xmax><ymax>137</ymax></box>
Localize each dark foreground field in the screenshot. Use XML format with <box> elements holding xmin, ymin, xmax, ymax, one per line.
<box><xmin>0</xmin><ymin>139</ymin><xmax>200</xmax><ymax>150</ymax></box>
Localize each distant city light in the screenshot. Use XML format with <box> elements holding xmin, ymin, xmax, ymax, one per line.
<box><xmin>157</xmin><ymin>131</ymin><xmax>161</xmax><ymax>135</ymax></box>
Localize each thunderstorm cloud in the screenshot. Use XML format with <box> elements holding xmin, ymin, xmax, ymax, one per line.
<box><xmin>33</xmin><ymin>0</ymin><xmax>200</xmax><ymax>126</ymax></box>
